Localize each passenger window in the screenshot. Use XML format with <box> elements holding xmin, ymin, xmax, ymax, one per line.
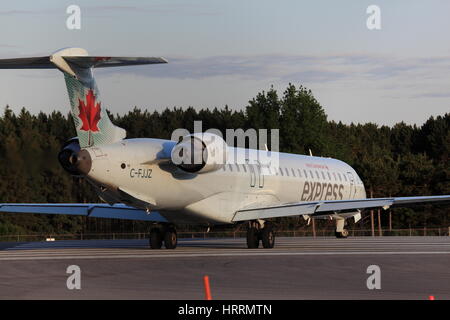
<box><xmin>228</xmin><ymin>164</ymin><xmax>233</xmax><ymax>171</ymax></box>
<box><xmin>343</xmin><ymin>174</ymin><xmax>347</xmax><ymax>182</ymax></box>
<box><xmin>327</xmin><ymin>172</ymin><xmax>331</xmax><ymax>180</ymax></box>
<box><xmin>309</xmin><ymin>170</ymin><xmax>314</xmax><ymax>179</ymax></box>
<box><xmin>285</xmin><ymin>168</ymin><xmax>289</xmax><ymax>176</ymax></box>
<box><xmin>297</xmin><ymin>169</ymin><xmax>302</xmax><ymax>177</ymax></box>
<box><xmin>321</xmin><ymin>171</ymin><xmax>326</xmax><ymax>180</ymax></box>
<box><xmin>315</xmin><ymin>171</ymin><xmax>320</xmax><ymax>179</ymax></box>
<box><xmin>291</xmin><ymin>168</ymin><xmax>296</xmax><ymax>177</ymax></box>
<box><xmin>304</xmin><ymin>170</ymin><xmax>308</xmax><ymax>178</ymax></box>
<box><xmin>280</xmin><ymin>168</ymin><xmax>284</xmax><ymax>176</ymax></box>
<box><xmin>333</xmin><ymin>172</ymin><xmax>337</xmax><ymax>180</ymax></box>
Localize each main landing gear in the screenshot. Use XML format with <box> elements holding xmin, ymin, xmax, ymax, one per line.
<box><xmin>149</xmin><ymin>224</ymin><xmax>178</xmax><ymax>249</ymax></box>
<box><xmin>246</xmin><ymin>221</ymin><xmax>275</xmax><ymax>249</ymax></box>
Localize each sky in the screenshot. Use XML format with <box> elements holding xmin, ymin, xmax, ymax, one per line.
<box><xmin>0</xmin><ymin>0</ymin><xmax>449</xmax><ymax>126</ymax></box>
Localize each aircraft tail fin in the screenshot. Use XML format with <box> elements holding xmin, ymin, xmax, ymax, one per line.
<box><xmin>0</xmin><ymin>47</ymin><xmax>167</xmax><ymax>148</ymax></box>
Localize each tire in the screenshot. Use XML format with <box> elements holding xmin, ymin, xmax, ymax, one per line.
<box><xmin>246</xmin><ymin>227</ymin><xmax>259</xmax><ymax>248</ymax></box>
<box><xmin>335</xmin><ymin>229</ymin><xmax>349</xmax><ymax>239</ymax></box>
<box><xmin>149</xmin><ymin>228</ymin><xmax>163</xmax><ymax>249</ymax></box>
<box><xmin>164</xmin><ymin>228</ymin><xmax>178</xmax><ymax>249</ymax></box>
<box><xmin>261</xmin><ymin>227</ymin><xmax>275</xmax><ymax>248</ymax></box>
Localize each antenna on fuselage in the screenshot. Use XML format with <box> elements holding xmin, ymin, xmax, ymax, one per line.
<box><xmin>309</xmin><ymin>149</ymin><xmax>313</xmax><ymax>156</ymax></box>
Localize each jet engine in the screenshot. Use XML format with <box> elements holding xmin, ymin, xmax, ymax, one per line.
<box><xmin>171</xmin><ymin>133</ymin><xmax>228</xmax><ymax>173</ymax></box>
<box><xmin>58</xmin><ymin>137</ymin><xmax>92</xmax><ymax>176</ymax></box>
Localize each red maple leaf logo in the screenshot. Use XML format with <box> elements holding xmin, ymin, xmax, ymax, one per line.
<box><xmin>78</xmin><ymin>89</ymin><xmax>101</xmax><ymax>132</ymax></box>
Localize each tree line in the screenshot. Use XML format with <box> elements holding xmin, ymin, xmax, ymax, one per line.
<box><xmin>0</xmin><ymin>84</ymin><xmax>448</xmax><ymax>235</ymax></box>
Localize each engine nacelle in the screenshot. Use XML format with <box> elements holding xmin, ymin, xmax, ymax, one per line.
<box><xmin>171</xmin><ymin>133</ymin><xmax>228</xmax><ymax>173</ymax></box>
<box><xmin>58</xmin><ymin>137</ymin><xmax>91</xmax><ymax>176</ymax></box>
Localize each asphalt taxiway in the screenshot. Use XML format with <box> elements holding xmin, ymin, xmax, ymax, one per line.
<box><xmin>0</xmin><ymin>237</ymin><xmax>449</xmax><ymax>299</ymax></box>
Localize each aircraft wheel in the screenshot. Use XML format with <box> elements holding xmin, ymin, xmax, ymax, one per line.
<box><xmin>164</xmin><ymin>227</ymin><xmax>178</xmax><ymax>249</ymax></box>
<box><xmin>149</xmin><ymin>228</ymin><xmax>163</xmax><ymax>249</ymax></box>
<box><xmin>261</xmin><ymin>225</ymin><xmax>275</xmax><ymax>248</ymax></box>
<box><xmin>246</xmin><ymin>227</ymin><xmax>260</xmax><ymax>248</ymax></box>
<box><xmin>335</xmin><ymin>229</ymin><xmax>349</xmax><ymax>239</ymax></box>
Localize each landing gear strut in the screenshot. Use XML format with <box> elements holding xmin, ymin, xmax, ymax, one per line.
<box><xmin>335</xmin><ymin>219</ymin><xmax>349</xmax><ymax>239</ymax></box>
<box><xmin>246</xmin><ymin>221</ymin><xmax>275</xmax><ymax>249</ymax></box>
<box><xmin>149</xmin><ymin>225</ymin><xmax>178</xmax><ymax>249</ymax></box>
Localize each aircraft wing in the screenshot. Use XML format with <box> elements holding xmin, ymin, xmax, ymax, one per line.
<box><xmin>0</xmin><ymin>203</ymin><xmax>168</xmax><ymax>222</ymax></box>
<box><xmin>232</xmin><ymin>195</ymin><xmax>450</xmax><ymax>222</ymax></box>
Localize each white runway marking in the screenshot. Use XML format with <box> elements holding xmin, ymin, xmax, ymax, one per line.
<box><xmin>0</xmin><ymin>237</ymin><xmax>449</xmax><ymax>261</ymax></box>
<box><xmin>1</xmin><ymin>251</ymin><xmax>450</xmax><ymax>261</ymax></box>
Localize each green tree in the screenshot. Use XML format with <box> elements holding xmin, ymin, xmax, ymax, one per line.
<box><xmin>280</xmin><ymin>84</ymin><xmax>328</xmax><ymax>154</ymax></box>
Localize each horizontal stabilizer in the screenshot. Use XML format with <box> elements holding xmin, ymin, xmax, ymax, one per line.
<box><xmin>64</xmin><ymin>56</ymin><xmax>168</xmax><ymax>68</ymax></box>
<box><xmin>0</xmin><ymin>56</ymin><xmax>54</xmax><ymax>69</ymax></box>
<box><xmin>0</xmin><ymin>55</ymin><xmax>167</xmax><ymax>69</ymax></box>
<box><xmin>0</xmin><ymin>48</ymin><xmax>168</xmax><ymax>147</ymax></box>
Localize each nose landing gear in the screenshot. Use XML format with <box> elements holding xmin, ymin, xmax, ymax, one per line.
<box><xmin>335</xmin><ymin>229</ymin><xmax>349</xmax><ymax>238</ymax></box>
<box><xmin>149</xmin><ymin>225</ymin><xmax>178</xmax><ymax>249</ymax></box>
<box><xmin>335</xmin><ymin>218</ymin><xmax>349</xmax><ymax>238</ymax></box>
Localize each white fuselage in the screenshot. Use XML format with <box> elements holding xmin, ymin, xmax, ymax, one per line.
<box><xmin>84</xmin><ymin>138</ymin><xmax>367</xmax><ymax>225</ymax></box>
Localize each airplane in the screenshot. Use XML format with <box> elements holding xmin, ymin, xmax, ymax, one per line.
<box><xmin>0</xmin><ymin>47</ymin><xmax>449</xmax><ymax>249</ymax></box>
